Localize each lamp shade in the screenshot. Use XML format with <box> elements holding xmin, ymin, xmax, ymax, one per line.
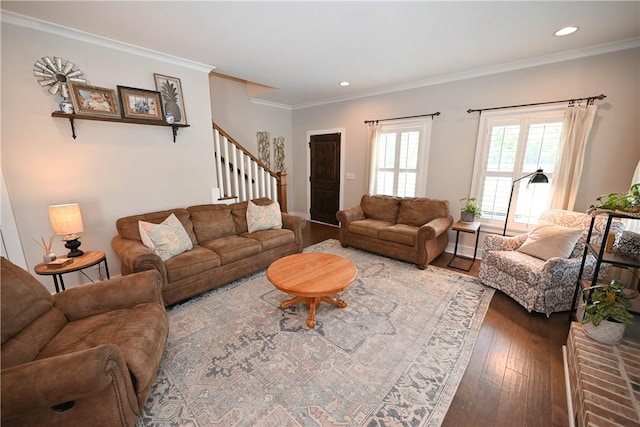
<box><xmin>49</xmin><ymin>203</ymin><xmax>84</xmax><ymax>237</ymax></box>
<box><xmin>528</xmin><ymin>169</ymin><xmax>549</xmax><ymax>184</ymax></box>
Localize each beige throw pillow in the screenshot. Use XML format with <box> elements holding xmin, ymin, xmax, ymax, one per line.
<box><xmin>246</xmin><ymin>200</ymin><xmax>282</xmax><ymax>233</ymax></box>
<box><xmin>139</xmin><ymin>213</ymin><xmax>193</xmax><ymax>261</ymax></box>
<box><xmin>517</xmin><ymin>224</ymin><xmax>583</xmax><ymax>260</ymax></box>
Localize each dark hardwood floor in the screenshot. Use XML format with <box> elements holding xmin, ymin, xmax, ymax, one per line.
<box><xmin>302</xmin><ymin>220</ymin><xmax>570</xmax><ymax>427</ymax></box>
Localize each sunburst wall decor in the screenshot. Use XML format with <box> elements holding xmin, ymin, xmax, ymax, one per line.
<box><xmin>33</xmin><ymin>57</ymin><xmax>86</xmax><ymax>100</ymax></box>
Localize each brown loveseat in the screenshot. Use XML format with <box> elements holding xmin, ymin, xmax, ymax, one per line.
<box><xmin>337</xmin><ymin>195</ymin><xmax>453</xmax><ymax>269</ymax></box>
<box><xmin>1</xmin><ymin>257</ymin><xmax>168</xmax><ymax>427</ymax></box>
<box><xmin>112</xmin><ymin>198</ymin><xmax>305</xmax><ymax>305</ymax></box>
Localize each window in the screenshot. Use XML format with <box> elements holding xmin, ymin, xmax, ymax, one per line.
<box><xmin>369</xmin><ymin>118</ymin><xmax>432</xmax><ymax>197</ymax></box>
<box><xmin>471</xmin><ymin>106</ymin><xmax>564</xmax><ymax>233</ymax></box>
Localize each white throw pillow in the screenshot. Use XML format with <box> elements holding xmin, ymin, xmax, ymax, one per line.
<box><xmin>246</xmin><ymin>200</ymin><xmax>283</xmax><ymax>233</ymax></box>
<box><xmin>516</xmin><ymin>224</ymin><xmax>583</xmax><ymax>260</ymax></box>
<box><xmin>139</xmin><ymin>213</ymin><xmax>193</xmax><ymax>261</ymax></box>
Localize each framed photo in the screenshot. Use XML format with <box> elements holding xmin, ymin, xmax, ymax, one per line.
<box><xmin>154</xmin><ymin>73</ymin><xmax>187</xmax><ymax>125</ymax></box>
<box><xmin>68</xmin><ymin>83</ymin><xmax>120</xmax><ymax>117</ymax></box>
<box><xmin>117</xmin><ymin>86</ymin><xmax>164</xmax><ymax>121</ymax></box>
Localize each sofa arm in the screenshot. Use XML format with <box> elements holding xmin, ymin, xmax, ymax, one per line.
<box><xmin>282</xmin><ymin>213</ymin><xmax>306</xmax><ymax>252</ymax></box>
<box><xmin>111</xmin><ymin>235</ymin><xmax>168</xmax><ymax>284</ymax></box>
<box><xmin>54</xmin><ymin>270</ymin><xmax>164</xmax><ymax>321</ymax></box>
<box><xmin>539</xmin><ymin>257</ymin><xmax>584</xmax><ymax>289</ymax></box>
<box><xmin>337</xmin><ymin>206</ymin><xmax>365</xmax><ymax>245</ymax></box>
<box><xmin>1</xmin><ymin>344</ymin><xmax>137</xmax><ymax>421</ymax></box>
<box><xmin>336</xmin><ymin>206</ymin><xmax>365</xmax><ymax>225</ymax></box>
<box><xmin>483</xmin><ymin>233</ymin><xmax>529</xmax><ymax>251</ymax></box>
<box><xmin>418</xmin><ymin>216</ymin><xmax>453</xmax><ymax>240</ymax></box>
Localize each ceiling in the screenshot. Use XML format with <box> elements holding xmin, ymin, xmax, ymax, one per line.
<box><xmin>2</xmin><ymin>1</ymin><xmax>639</xmax><ymax>108</ymax></box>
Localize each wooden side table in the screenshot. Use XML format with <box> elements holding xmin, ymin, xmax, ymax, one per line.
<box><xmin>34</xmin><ymin>250</ymin><xmax>110</xmax><ymax>293</ymax></box>
<box><xmin>447</xmin><ymin>221</ymin><xmax>481</xmax><ymax>272</ymax></box>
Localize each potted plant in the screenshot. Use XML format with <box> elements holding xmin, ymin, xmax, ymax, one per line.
<box><xmin>460</xmin><ymin>197</ymin><xmax>482</xmax><ymax>223</ymax></box>
<box><xmin>581</xmin><ymin>279</ymin><xmax>633</xmax><ymax>345</ymax></box>
<box><xmin>588</xmin><ymin>183</ymin><xmax>640</xmax><ymax>214</ymax></box>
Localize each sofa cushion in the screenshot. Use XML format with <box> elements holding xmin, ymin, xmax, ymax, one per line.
<box><xmin>200</xmin><ymin>236</ymin><xmax>262</xmax><ymax>265</ymax></box>
<box><xmin>36</xmin><ymin>303</ymin><xmax>168</xmax><ymax>396</ymax></box>
<box><xmin>1</xmin><ymin>257</ymin><xmax>57</xmax><ymax>347</ymax></box>
<box><xmin>246</xmin><ymin>200</ymin><xmax>283</xmax><ymax>233</ymax></box>
<box><xmin>164</xmin><ymin>246</ymin><xmax>221</xmax><ymax>283</ymax></box>
<box><xmin>139</xmin><ymin>214</ymin><xmax>193</xmax><ymax>261</ymax></box>
<box><xmin>379</xmin><ymin>224</ymin><xmax>418</xmax><ymax>246</ymax></box>
<box><xmin>397</xmin><ymin>198</ymin><xmax>450</xmax><ymax>227</ymax></box>
<box><xmin>348</xmin><ymin>219</ymin><xmax>395</xmax><ymax>238</ymax></box>
<box><xmin>116</xmin><ymin>209</ymin><xmax>197</xmax><ymax>245</ymax></box>
<box><xmin>188</xmin><ymin>204</ymin><xmax>236</xmax><ymax>242</ymax></box>
<box><xmin>361</xmin><ymin>195</ymin><xmax>401</xmax><ymax>223</ymax></box>
<box><xmin>244</xmin><ymin>229</ymin><xmax>296</xmax><ymax>251</ymax></box>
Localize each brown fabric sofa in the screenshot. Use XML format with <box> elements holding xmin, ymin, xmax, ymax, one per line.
<box><xmin>1</xmin><ymin>257</ymin><xmax>168</xmax><ymax>427</ymax></box>
<box><xmin>337</xmin><ymin>195</ymin><xmax>453</xmax><ymax>269</ymax></box>
<box><xmin>112</xmin><ymin>198</ymin><xmax>305</xmax><ymax>305</ymax></box>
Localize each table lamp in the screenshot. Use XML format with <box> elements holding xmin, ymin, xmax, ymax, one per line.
<box><xmin>49</xmin><ymin>203</ymin><xmax>85</xmax><ymax>257</ymax></box>
<box><xmin>503</xmin><ymin>169</ymin><xmax>549</xmax><ymax>236</ymax></box>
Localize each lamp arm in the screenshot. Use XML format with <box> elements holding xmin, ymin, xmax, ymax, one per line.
<box><xmin>503</xmin><ymin>171</ymin><xmax>535</xmax><ymax>236</ymax></box>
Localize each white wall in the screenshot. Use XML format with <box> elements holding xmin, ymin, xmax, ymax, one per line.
<box><xmin>1</xmin><ymin>22</ymin><xmax>216</xmax><ymax>291</ymax></box>
<box><xmin>291</xmin><ymin>48</ymin><xmax>640</xmax><ymax>253</ymax></box>
<box><xmin>209</xmin><ymin>75</ymin><xmax>294</xmax><ymax>206</ymax></box>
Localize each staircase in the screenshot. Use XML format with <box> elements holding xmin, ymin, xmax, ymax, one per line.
<box><xmin>213</xmin><ymin>123</ymin><xmax>287</xmax><ymax>212</ymax></box>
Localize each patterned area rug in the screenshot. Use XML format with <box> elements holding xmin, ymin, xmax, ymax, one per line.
<box><xmin>137</xmin><ymin>239</ymin><xmax>494</xmax><ymax>426</ymax></box>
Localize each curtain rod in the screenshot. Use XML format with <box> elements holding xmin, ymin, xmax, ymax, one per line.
<box><xmin>466</xmin><ymin>94</ymin><xmax>606</xmax><ymax>114</ymax></box>
<box><xmin>364</xmin><ymin>111</ymin><xmax>441</xmax><ymax>124</ymax></box>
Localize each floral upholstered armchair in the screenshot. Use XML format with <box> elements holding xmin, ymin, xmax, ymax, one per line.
<box><xmin>478</xmin><ymin>209</ymin><xmax>625</xmax><ymax>316</ymax></box>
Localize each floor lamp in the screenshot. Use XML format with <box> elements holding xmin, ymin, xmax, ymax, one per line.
<box><xmin>503</xmin><ymin>169</ymin><xmax>549</xmax><ymax>236</ymax></box>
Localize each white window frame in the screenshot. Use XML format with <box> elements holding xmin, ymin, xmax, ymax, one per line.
<box><xmin>369</xmin><ymin>118</ymin><xmax>432</xmax><ymax>197</ymax></box>
<box><xmin>469</xmin><ymin>105</ymin><xmax>564</xmax><ymax>235</ymax></box>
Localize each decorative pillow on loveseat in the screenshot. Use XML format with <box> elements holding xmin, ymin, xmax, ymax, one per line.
<box><xmin>139</xmin><ymin>213</ymin><xmax>193</xmax><ymax>261</ymax></box>
<box><xmin>246</xmin><ymin>200</ymin><xmax>282</xmax><ymax>233</ymax></box>
<box><xmin>516</xmin><ymin>224</ymin><xmax>583</xmax><ymax>260</ymax></box>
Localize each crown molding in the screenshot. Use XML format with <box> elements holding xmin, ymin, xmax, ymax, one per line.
<box><xmin>291</xmin><ymin>37</ymin><xmax>640</xmax><ymax>110</ymax></box>
<box><xmin>249</xmin><ymin>98</ymin><xmax>292</xmax><ymax>111</ymax></box>
<box><xmin>1</xmin><ymin>10</ymin><xmax>215</xmax><ymax>73</ymax></box>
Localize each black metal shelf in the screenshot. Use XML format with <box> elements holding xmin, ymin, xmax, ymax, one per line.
<box><xmin>570</xmin><ymin>211</ymin><xmax>640</xmax><ymax>320</ymax></box>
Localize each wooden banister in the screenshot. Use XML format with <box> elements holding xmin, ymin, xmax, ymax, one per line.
<box><xmin>212</xmin><ymin>122</ymin><xmax>287</xmax><ymax>212</ymax></box>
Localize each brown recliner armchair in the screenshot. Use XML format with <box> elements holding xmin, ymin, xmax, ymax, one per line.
<box><xmin>1</xmin><ymin>257</ymin><xmax>169</xmax><ymax>426</ymax></box>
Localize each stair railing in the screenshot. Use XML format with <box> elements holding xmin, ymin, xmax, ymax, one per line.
<box><xmin>213</xmin><ymin>123</ymin><xmax>287</xmax><ymax>212</ymax></box>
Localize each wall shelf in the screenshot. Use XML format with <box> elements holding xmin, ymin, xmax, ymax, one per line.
<box><xmin>51</xmin><ymin>111</ymin><xmax>190</xmax><ymax>143</ymax></box>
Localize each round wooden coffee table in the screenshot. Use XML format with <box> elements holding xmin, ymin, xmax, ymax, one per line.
<box><xmin>267</xmin><ymin>252</ymin><xmax>357</xmax><ymax>328</ymax></box>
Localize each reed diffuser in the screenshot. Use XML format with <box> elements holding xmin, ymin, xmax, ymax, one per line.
<box><xmin>34</xmin><ymin>235</ymin><xmax>56</xmax><ymax>263</ymax></box>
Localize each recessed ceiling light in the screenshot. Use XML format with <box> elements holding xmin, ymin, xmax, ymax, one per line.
<box><xmin>555</xmin><ymin>26</ymin><xmax>579</xmax><ymax>36</ymax></box>
<box><xmin>339</xmin><ymin>81</ymin><xmax>350</xmax><ymax>87</ymax></box>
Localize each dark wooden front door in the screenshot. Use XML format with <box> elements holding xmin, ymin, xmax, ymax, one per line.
<box><xmin>310</xmin><ymin>133</ymin><xmax>341</xmax><ymax>225</ymax></box>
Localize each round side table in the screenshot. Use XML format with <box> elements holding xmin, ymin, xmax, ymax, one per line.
<box><xmin>34</xmin><ymin>250</ymin><xmax>110</xmax><ymax>293</ymax></box>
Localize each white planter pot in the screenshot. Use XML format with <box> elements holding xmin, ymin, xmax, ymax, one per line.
<box><xmin>583</xmin><ymin>319</ymin><xmax>626</xmax><ymax>345</ymax></box>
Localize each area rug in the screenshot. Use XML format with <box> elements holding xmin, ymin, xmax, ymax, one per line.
<box><xmin>137</xmin><ymin>239</ymin><xmax>494</xmax><ymax>427</ymax></box>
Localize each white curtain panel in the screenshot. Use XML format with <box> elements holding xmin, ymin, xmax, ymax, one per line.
<box><xmin>626</xmin><ymin>160</ymin><xmax>640</xmax><ymax>232</ymax></box>
<box><xmin>550</xmin><ymin>103</ymin><xmax>597</xmax><ymax>210</ymax></box>
<box><xmin>366</xmin><ymin>122</ymin><xmax>380</xmax><ymax>194</ymax></box>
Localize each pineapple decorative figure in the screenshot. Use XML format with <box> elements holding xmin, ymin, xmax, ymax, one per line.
<box><xmin>160</xmin><ymin>80</ymin><xmax>182</xmax><ymax>122</ymax></box>
<box><xmin>154</xmin><ymin>74</ymin><xmax>187</xmax><ymax>124</ymax></box>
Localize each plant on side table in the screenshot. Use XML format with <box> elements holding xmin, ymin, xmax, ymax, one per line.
<box><xmin>582</xmin><ymin>279</ymin><xmax>633</xmax><ymax>345</ymax></box>
<box><xmin>587</xmin><ymin>182</ymin><xmax>640</xmax><ymax>214</ymax></box>
<box><xmin>460</xmin><ymin>197</ymin><xmax>482</xmax><ymax>223</ymax></box>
